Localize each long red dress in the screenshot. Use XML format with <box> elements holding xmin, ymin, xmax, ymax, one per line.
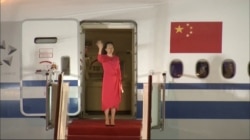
<box><xmin>97</xmin><ymin>54</ymin><xmax>122</xmax><ymax>111</ymax></box>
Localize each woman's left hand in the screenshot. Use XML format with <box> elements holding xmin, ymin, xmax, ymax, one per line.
<box><xmin>120</xmin><ymin>84</ymin><xmax>124</xmax><ymax>93</ymax></box>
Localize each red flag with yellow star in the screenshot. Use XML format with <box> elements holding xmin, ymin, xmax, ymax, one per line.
<box><xmin>170</xmin><ymin>22</ymin><xmax>222</xmax><ymax>53</ymax></box>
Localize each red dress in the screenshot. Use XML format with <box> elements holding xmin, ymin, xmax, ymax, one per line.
<box><xmin>97</xmin><ymin>54</ymin><xmax>122</xmax><ymax>111</ymax></box>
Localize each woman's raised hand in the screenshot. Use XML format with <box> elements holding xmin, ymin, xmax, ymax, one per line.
<box><xmin>96</xmin><ymin>40</ymin><xmax>103</xmax><ymax>49</ymax></box>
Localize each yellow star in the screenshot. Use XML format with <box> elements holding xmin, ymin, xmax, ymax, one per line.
<box><xmin>175</xmin><ymin>25</ymin><xmax>184</xmax><ymax>33</ymax></box>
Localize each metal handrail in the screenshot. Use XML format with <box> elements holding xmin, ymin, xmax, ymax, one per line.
<box><xmin>161</xmin><ymin>73</ymin><xmax>166</xmax><ymax>131</ymax></box>
<box><xmin>53</xmin><ymin>72</ymin><xmax>63</xmax><ymax>140</ymax></box>
<box><xmin>147</xmin><ymin>75</ymin><xmax>152</xmax><ymax>140</ymax></box>
<box><xmin>143</xmin><ymin>72</ymin><xmax>167</xmax><ymax>139</ymax></box>
<box><xmin>53</xmin><ymin>72</ymin><xmax>69</xmax><ymax>140</ymax></box>
<box><xmin>45</xmin><ymin>72</ymin><xmax>53</xmax><ymax>130</ymax></box>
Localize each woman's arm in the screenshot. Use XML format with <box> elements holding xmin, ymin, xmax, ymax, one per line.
<box><xmin>96</xmin><ymin>40</ymin><xmax>103</xmax><ymax>55</ymax></box>
<box><xmin>96</xmin><ymin>40</ymin><xmax>104</xmax><ymax>62</ymax></box>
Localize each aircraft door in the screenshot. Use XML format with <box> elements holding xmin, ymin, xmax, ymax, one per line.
<box><xmin>21</xmin><ymin>19</ymin><xmax>81</xmax><ymax>116</ymax></box>
<box><xmin>80</xmin><ymin>21</ymin><xmax>137</xmax><ymax>118</ymax></box>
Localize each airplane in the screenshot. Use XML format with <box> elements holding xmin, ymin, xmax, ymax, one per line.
<box><xmin>0</xmin><ymin>0</ymin><xmax>249</xmax><ymax>139</ymax></box>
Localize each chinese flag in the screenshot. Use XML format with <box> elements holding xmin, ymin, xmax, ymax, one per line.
<box><xmin>170</xmin><ymin>22</ymin><xmax>222</xmax><ymax>53</ymax></box>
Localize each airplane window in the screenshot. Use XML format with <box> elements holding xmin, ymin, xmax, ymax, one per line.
<box><xmin>34</xmin><ymin>37</ymin><xmax>57</xmax><ymax>44</ymax></box>
<box><xmin>222</xmin><ymin>59</ymin><xmax>235</xmax><ymax>79</ymax></box>
<box><xmin>170</xmin><ymin>59</ymin><xmax>183</xmax><ymax>78</ymax></box>
<box><xmin>196</xmin><ymin>60</ymin><xmax>209</xmax><ymax>78</ymax></box>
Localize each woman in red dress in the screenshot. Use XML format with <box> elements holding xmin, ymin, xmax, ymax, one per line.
<box><xmin>96</xmin><ymin>40</ymin><xmax>123</xmax><ymax>126</ymax></box>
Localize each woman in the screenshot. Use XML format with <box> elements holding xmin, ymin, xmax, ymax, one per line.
<box><xmin>96</xmin><ymin>40</ymin><xmax>123</xmax><ymax>126</ymax></box>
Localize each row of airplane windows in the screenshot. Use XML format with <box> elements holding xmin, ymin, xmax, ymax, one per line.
<box><xmin>170</xmin><ymin>59</ymin><xmax>250</xmax><ymax>79</ymax></box>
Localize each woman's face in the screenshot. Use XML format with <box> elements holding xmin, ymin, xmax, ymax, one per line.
<box><xmin>105</xmin><ymin>43</ymin><xmax>114</xmax><ymax>54</ymax></box>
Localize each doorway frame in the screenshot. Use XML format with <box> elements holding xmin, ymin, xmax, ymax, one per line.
<box><xmin>79</xmin><ymin>20</ymin><xmax>138</xmax><ymax>119</ymax></box>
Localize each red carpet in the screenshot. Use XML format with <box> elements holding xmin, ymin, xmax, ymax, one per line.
<box><xmin>67</xmin><ymin>119</ymin><xmax>142</xmax><ymax>140</ymax></box>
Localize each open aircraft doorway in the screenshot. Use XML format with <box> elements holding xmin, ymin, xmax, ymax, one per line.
<box><xmin>80</xmin><ymin>21</ymin><xmax>137</xmax><ymax>119</ymax></box>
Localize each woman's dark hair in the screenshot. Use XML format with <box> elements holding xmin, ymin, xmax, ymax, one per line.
<box><xmin>101</xmin><ymin>41</ymin><xmax>114</xmax><ymax>55</ymax></box>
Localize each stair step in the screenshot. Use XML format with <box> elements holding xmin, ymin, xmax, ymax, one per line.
<box><xmin>67</xmin><ymin>135</ymin><xmax>141</xmax><ymax>140</ymax></box>
<box><xmin>68</xmin><ymin>125</ymin><xmax>141</xmax><ymax>136</ymax></box>
<box><xmin>67</xmin><ymin>119</ymin><xmax>142</xmax><ymax>140</ymax></box>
